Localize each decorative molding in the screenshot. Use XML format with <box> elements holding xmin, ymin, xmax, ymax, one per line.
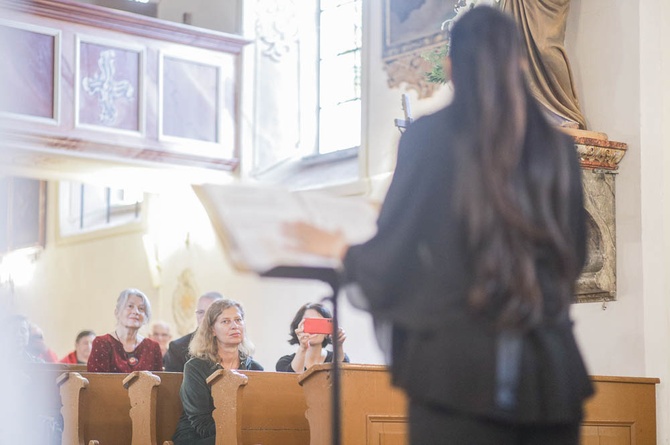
<box><xmin>575</xmin><ymin>136</ymin><xmax>628</xmax><ymax>171</ymax></box>
<box><xmin>383</xmin><ymin>52</ymin><xmax>442</xmax><ymax>99</ymax></box>
<box><xmin>0</xmin><ymin>129</ymin><xmax>239</xmax><ymax>171</ymax></box>
<box><xmin>255</xmin><ymin>0</ymin><xmax>299</xmax><ymax>62</ymax></box>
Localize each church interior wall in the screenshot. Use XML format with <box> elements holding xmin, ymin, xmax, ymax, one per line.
<box><xmin>566</xmin><ymin>0</ymin><xmax>646</xmax><ymax>376</ymax></box>
<box><xmin>3</xmin><ymin>0</ymin><xmax>669</xmax><ymax>441</ymax></box>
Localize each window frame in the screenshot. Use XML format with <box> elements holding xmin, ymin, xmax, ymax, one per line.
<box><xmin>55</xmin><ymin>181</ymin><xmax>147</xmax><ymax>245</ymax></box>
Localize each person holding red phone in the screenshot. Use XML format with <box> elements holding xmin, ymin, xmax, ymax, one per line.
<box><xmin>275</xmin><ymin>302</ymin><xmax>349</xmax><ymax>373</ymax></box>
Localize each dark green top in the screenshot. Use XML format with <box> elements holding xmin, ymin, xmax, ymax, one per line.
<box><xmin>172</xmin><ymin>355</ymin><xmax>263</xmax><ymax>445</ymax></box>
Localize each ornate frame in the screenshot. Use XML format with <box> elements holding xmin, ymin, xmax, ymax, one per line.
<box><xmin>382</xmin><ymin>0</ymin><xmax>456</xmax><ymax>98</ymax></box>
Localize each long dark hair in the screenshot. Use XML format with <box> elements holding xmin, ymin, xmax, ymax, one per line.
<box><xmin>449</xmin><ymin>7</ymin><xmax>580</xmax><ymax>329</ymax></box>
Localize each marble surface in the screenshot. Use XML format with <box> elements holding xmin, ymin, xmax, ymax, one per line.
<box><xmin>576</xmin><ymin>159</ymin><xmax>617</xmax><ymax>303</ymax></box>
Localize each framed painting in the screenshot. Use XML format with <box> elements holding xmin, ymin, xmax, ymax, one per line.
<box><xmin>382</xmin><ymin>0</ymin><xmax>457</xmax><ymax>60</ymax></box>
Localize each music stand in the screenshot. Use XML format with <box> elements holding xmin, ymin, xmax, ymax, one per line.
<box><xmin>262</xmin><ymin>265</ymin><xmax>343</xmax><ymax>445</ymax></box>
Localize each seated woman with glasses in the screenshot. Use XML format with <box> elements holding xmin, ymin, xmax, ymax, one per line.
<box><xmin>172</xmin><ymin>299</ymin><xmax>263</xmax><ymax>445</ymax></box>
<box><xmin>87</xmin><ymin>288</ymin><xmax>163</xmax><ymax>372</ymax></box>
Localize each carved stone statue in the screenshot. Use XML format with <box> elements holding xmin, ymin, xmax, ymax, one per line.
<box><xmin>500</xmin><ymin>0</ymin><xmax>587</xmax><ymax>129</ymax></box>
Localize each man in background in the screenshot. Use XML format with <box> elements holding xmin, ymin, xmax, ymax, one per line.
<box><xmin>149</xmin><ymin>321</ymin><xmax>172</xmax><ymax>357</ymax></box>
<box><xmin>163</xmin><ymin>291</ymin><xmax>223</xmax><ymax>372</ymax></box>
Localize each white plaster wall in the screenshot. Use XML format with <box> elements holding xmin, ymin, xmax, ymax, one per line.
<box><xmin>566</xmin><ymin>0</ymin><xmax>645</xmax><ymax>376</ymax></box>
<box><xmin>567</xmin><ymin>0</ymin><xmax>670</xmax><ymax>442</ymax></box>
<box><xmin>639</xmin><ymin>0</ymin><xmax>670</xmax><ymax>442</ymax></box>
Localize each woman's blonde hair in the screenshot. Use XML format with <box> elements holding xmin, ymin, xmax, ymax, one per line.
<box><xmin>188</xmin><ymin>299</ymin><xmax>255</xmax><ymax>363</ymax></box>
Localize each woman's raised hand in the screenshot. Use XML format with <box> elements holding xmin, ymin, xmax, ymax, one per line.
<box><xmin>295</xmin><ymin>319</ymin><xmax>310</xmax><ymax>350</ymax></box>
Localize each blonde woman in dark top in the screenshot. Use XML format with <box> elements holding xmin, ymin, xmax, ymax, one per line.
<box><xmin>173</xmin><ymin>299</ymin><xmax>262</xmax><ymax>445</ymax></box>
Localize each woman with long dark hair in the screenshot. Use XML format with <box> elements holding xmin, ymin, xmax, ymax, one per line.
<box><xmin>284</xmin><ymin>6</ymin><xmax>592</xmax><ymax>444</ymax></box>
<box><xmin>275</xmin><ymin>302</ymin><xmax>349</xmax><ymax>373</ymax></box>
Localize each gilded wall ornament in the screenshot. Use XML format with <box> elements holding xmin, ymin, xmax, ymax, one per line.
<box><xmin>172</xmin><ymin>268</ymin><xmax>200</xmax><ymax>336</ymax></box>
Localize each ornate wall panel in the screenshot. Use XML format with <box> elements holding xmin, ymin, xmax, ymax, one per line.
<box><xmin>0</xmin><ymin>0</ymin><xmax>251</xmax><ymax>172</ymax></box>
<box><xmin>0</xmin><ymin>22</ymin><xmax>59</xmax><ymax>121</ymax></box>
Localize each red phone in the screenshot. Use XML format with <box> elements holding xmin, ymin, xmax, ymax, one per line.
<box><xmin>303</xmin><ymin>318</ymin><xmax>334</xmax><ymax>335</ymax></box>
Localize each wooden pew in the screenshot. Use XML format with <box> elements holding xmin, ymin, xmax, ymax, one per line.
<box><xmin>16</xmin><ymin>363</ymin><xmax>86</xmax><ymax>444</ymax></box>
<box><xmin>58</xmin><ymin>372</ymin><xmax>132</xmax><ymax>445</ymax></box>
<box><xmin>59</xmin><ymin>371</ymin><xmax>184</xmax><ymax>445</ymax></box>
<box><xmin>298</xmin><ymin>366</ymin><xmax>660</xmax><ymax>445</ymax></box>
<box><xmin>123</xmin><ymin>371</ymin><xmax>183</xmax><ymax>445</ymax></box>
<box><xmin>582</xmin><ymin>375</ymin><xmax>659</xmax><ymax>445</ymax></box>
<box><xmin>208</xmin><ymin>369</ymin><xmax>310</xmax><ymax>445</ymax></box>
<box><xmin>298</xmin><ymin>364</ymin><xmax>408</xmax><ymax>445</ymax></box>
<box><xmin>24</xmin><ymin>362</ymin><xmax>86</xmax><ymax>421</ymax></box>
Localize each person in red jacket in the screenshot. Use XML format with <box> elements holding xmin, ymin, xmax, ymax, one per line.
<box><xmin>60</xmin><ymin>330</ymin><xmax>96</xmax><ymax>364</ymax></box>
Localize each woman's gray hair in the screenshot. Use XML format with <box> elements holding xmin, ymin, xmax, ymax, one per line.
<box><xmin>114</xmin><ymin>288</ymin><xmax>152</xmax><ymax>324</ymax></box>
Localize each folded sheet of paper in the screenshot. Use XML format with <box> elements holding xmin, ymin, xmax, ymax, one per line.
<box><xmin>194</xmin><ymin>183</ymin><xmax>379</xmax><ymax>274</ymax></box>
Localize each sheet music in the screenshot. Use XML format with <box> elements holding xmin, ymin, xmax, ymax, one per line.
<box><xmin>194</xmin><ymin>183</ymin><xmax>379</xmax><ymax>273</ymax></box>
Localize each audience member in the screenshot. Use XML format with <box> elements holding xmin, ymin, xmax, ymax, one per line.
<box><xmin>60</xmin><ymin>330</ymin><xmax>96</xmax><ymax>364</ymax></box>
<box><xmin>87</xmin><ymin>288</ymin><xmax>163</xmax><ymax>372</ymax></box>
<box><xmin>164</xmin><ymin>291</ymin><xmax>223</xmax><ymax>372</ymax></box>
<box><xmin>172</xmin><ymin>299</ymin><xmax>262</xmax><ymax>445</ymax></box>
<box><xmin>2</xmin><ymin>313</ymin><xmax>60</xmax><ymax>444</ymax></box>
<box><xmin>149</xmin><ymin>321</ymin><xmax>172</xmax><ymax>357</ymax></box>
<box><xmin>8</xmin><ymin>314</ymin><xmax>40</xmax><ymax>363</ymax></box>
<box><xmin>276</xmin><ymin>302</ymin><xmax>348</xmax><ymax>373</ymax></box>
<box><xmin>27</xmin><ymin>322</ymin><xmax>59</xmax><ymax>363</ymax></box>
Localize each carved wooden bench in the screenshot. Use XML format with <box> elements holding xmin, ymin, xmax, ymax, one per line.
<box><xmin>58</xmin><ymin>371</ymin><xmax>184</xmax><ymax>445</ymax></box>
<box><xmin>298</xmin><ymin>364</ymin><xmax>408</xmax><ymax>445</ymax></box>
<box><xmin>208</xmin><ymin>369</ymin><xmax>310</xmax><ymax>445</ymax></box>
<box><xmin>58</xmin><ymin>369</ymin><xmax>310</xmax><ymax>445</ymax></box>
<box><xmin>58</xmin><ymin>372</ymin><xmax>132</xmax><ymax>445</ymax></box>
<box><xmin>123</xmin><ymin>371</ymin><xmax>184</xmax><ymax>445</ymax></box>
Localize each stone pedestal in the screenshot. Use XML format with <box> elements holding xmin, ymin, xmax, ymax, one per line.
<box><xmin>570</xmin><ymin>131</ymin><xmax>628</xmax><ymax>303</ymax></box>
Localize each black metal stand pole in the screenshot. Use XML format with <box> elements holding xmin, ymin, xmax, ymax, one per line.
<box><xmin>324</xmin><ymin>278</ymin><xmax>341</xmax><ymax>445</ymax></box>
<box><xmin>261</xmin><ymin>266</ymin><xmax>342</xmax><ymax>445</ymax></box>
